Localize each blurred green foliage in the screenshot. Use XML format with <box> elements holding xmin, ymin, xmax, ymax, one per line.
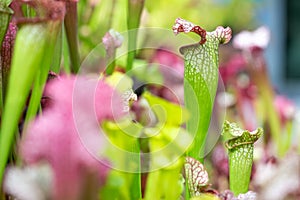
<box><xmin>78</xmin><ymin>0</ymin><xmax>258</xmax><ymax>59</ymax></box>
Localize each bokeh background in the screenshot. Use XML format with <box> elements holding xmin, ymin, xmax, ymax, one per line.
<box><xmin>78</xmin><ymin>0</ymin><xmax>300</xmax><ymax>105</ymax></box>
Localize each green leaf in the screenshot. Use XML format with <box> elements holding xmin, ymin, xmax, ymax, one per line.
<box><xmin>145</xmin><ymin>125</ymin><xmax>192</xmax><ymax>170</ymax></box>
<box><xmin>174</xmin><ymin>18</ymin><xmax>231</xmax><ymax>161</ymax></box>
<box><xmin>100</xmin><ymin>170</ymin><xmax>127</xmax><ymax>200</ymax></box>
<box><xmin>102</xmin><ymin>120</ymin><xmax>142</xmax><ymax>200</ymax></box>
<box><xmin>51</xmin><ymin>25</ymin><xmax>63</xmax><ymax>73</ymax></box>
<box><xmin>131</xmin><ymin>59</ymin><xmax>164</xmax><ymax>85</ymax></box>
<box><xmin>143</xmin><ymin>91</ymin><xmax>192</xmax><ymax>200</ymax></box>
<box><xmin>222</xmin><ymin>120</ymin><xmax>263</xmax><ymax>196</ymax></box>
<box><xmin>144</xmin><ymin>159</ymin><xmax>184</xmax><ymax>200</ymax></box>
<box><xmin>105</xmin><ymin>71</ymin><xmax>134</xmax><ymax>93</ymax></box>
<box><xmin>144</xmin><ymin>125</ymin><xmax>187</xmax><ymax>200</ymax></box>
<box><xmin>62</xmin><ymin>27</ymin><xmax>71</xmax><ymax>74</ymax></box>
<box><xmin>0</xmin><ymin>5</ymin><xmax>12</xmax><ymax>47</ymax></box>
<box><xmin>142</xmin><ymin>91</ymin><xmax>189</xmax><ymax>126</ymax></box>
<box><xmin>24</xmin><ymin>22</ymin><xmax>62</xmax><ymax>125</ymax></box>
<box><xmin>0</xmin><ymin>21</ymin><xmax>61</xmax><ymax>184</ymax></box>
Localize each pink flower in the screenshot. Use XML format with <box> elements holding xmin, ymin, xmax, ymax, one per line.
<box><xmin>21</xmin><ymin>75</ymin><xmax>123</xmax><ymax>200</ymax></box>
<box><xmin>219</xmin><ymin>54</ymin><xmax>247</xmax><ymax>85</ymax></box>
<box><xmin>219</xmin><ymin>53</ymin><xmax>258</xmax><ymax>130</ymax></box>
<box><xmin>102</xmin><ymin>29</ymin><xmax>123</xmax><ymax>58</ymax></box>
<box><xmin>274</xmin><ymin>95</ymin><xmax>296</xmax><ymax>125</ymax></box>
<box><xmin>152</xmin><ymin>49</ymin><xmax>184</xmax><ymax>77</ymax></box>
<box><xmin>102</xmin><ymin>29</ymin><xmax>123</xmax><ymax>49</ymax></box>
<box><xmin>211</xmin><ymin>145</ymin><xmax>228</xmax><ymax>177</ymax></box>
<box><xmin>150</xmin><ymin>49</ymin><xmax>185</xmax><ymax>104</ymax></box>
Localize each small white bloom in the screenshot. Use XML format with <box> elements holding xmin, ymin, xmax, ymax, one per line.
<box><xmin>3</xmin><ymin>164</ymin><xmax>53</xmax><ymax>200</ymax></box>
<box><xmin>217</xmin><ymin>92</ymin><xmax>236</xmax><ymax>108</ymax></box>
<box><xmin>233</xmin><ymin>26</ymin><xmax>270</xmax><ymax>50</ymax></box>
<box><xmin>254</xmin><ymin>152</ymin><xmax>300</xmax><ymax>199</ymax></box>
<box><xmin>122</xmin><ymin>89</ymin><xmax>137</xmax><ymax>112</ymax></box>
<box><xmin>236</xmin><ymin>191</ymin><xmax>257</xmax><ymax>200</ymax></box>
<box><xmin>102</xmin><ymin>29</ymin><xmax>123</xmax><ymax>50</ymax></box>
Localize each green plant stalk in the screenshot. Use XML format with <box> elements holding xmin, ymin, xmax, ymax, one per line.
<box><xmin>246</xmin><ymin>51</ymin><xmax>282</xmax><ymax>156</ymax></box>
<box><xmin>1</xmin><ymin>0</ymin><xmax>12</xmax><ymax>8</ymax></box>
<box><xmin>282</xmin><ymin>121</ymin><xmax>293</xmax><ymax>155</ymax></box>
<box><xmin>87</xmin><ymin>0</ymin><xmax>113</xmax><ymax>37</ymax></box>
<box><xmin>144</xmin><ymin>156</ymin><xmax>184</xmax><ymax>200</ymax></box>
<box><xmin>142</xmin><ymin>92</ymin><xmax>191</xmax><ymax>200</ymax></box>
<box><xmin>144</xmin><ymin>170</ymin><xmax>161</xmax><ymax>200</ymax></box>
<box><xmin>143</xmin><ymin>93</ymin><xmax>195</xmax><ymax>199</ymax></box>
<box><xmin>51</xmin><ymin>25</ymin><xmax>63</xmax><ymax>73</ymax></box>
<box><xmin>144</xmin><ymin>168</ymin><xmax>184</xmax><ymax>200</ymax></box>
<box><xmin>0</xmin><ymin>21</ymin><xmax>60</xmax><ymax>184</ymax></box>
<box><xmin>180</xmin><ymin>29</ymin><xmax>230</xmax><ymax>162</ymax></box>
<box><xmin>24</xmin><ymin>22</ymin><xmax>62</xmax><ymax>126</ymax></box>
<box><xmin>182</xmin><ymin>43</ymin><xmax>218</xmax><ymax>162</ymax></box>
<box><xmin>162</xmin><ymin>167</ymin><xmax>184</xmax><ymax>200</ymax></box>
<box><xmin>228</xmin><ymin>143</ymin><xmax>253</xmax><ymax>195</ymax></box>
<box><xmin>258</xmin><ymin>77</ymin><xmax>282</xmax><ymax>155</ymax></box>
<box><xmin>223</xmin><ymin>120</ymin><xmax>262</xmax><ymax>196</ymax></box>
<box><xmin>126</xmin><ymin>0</ymin><xmax>144</xmax><ymax>71</ymax></box>
<box><xmin>185</xmin><ymin>180</ymin><xmax>191</xmax><ymax>200</ymax></box>
<box><xmin>62</xmin><ymin>26</ymin><xmax>71</xmax><ymax>74</ymax></box>
<box><xmin>64</xmin><ymin>1</ymin><xmax>80</xmax><ymax>73</ymax></box>
<box><xmin>105</xmin><ymin>51</ymin><xmax>116</xmax><ymax>75</ymax></box>
<box><xmin>0</xmin><ymin>5</ymin><xmax>12</xmax><ymax>47</ymax></box>
<box><xmin>102</xmin><ymin>121</ymin><xmax>141</xmax><ymax>200</ymax></box>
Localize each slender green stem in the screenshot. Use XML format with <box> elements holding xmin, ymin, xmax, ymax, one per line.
<box><xmin>64</xmin><ymin>1</ymin><xmax>80</xmax><ymax>73</ymax></box>
<box><xmin>144</xmin><ymin>170</ymin><xmax>162</xmax><ymax>200</ymax></box>
<box><xmin>144</xmin><ymin>162</ymin><xmax>184</xmax><ymax>200</ymax></box>
<box><xmin>102</xmin><ymin>121</ymin><xmax>141</xmax><ymax>200</ymax></box>
<box><xmin>106</xmin><ymin>52</ymin><xmax>116</xmax><ymax>75</ymax></box>
<box><xmin>281</xmin><ymin>121</ymin><xmax>293</xmax><ymax>155</ymax></box>
<box><xmin>51</xmin><ymin>25</ymin><xmax>63</xmax><ymax>73</ymax></box>
<box><xmin>185</xmin><ymin>180</ymin><xmax>191</xmax><ymax>200</ymax></box>
<box><xmin>126</xmin><ymin>0</ymin><xmax>144</xmax><ymax>71</ymax></box>
<box><xmin>260</xmin><ymin>80</ymin><xmax>282</xmax><ymax>155</ymax></box>
<box><xmin>246</xmin><ymin>51</ymin><xmax>282</xmax><ymax>156</ymax></box>
<box><xmin>143</xmin><ymin>92</ymin><xmax>189</xmax><ymax>200</ymax></box>
<box><xmin>24</xmin><ymin>22</ymin><xmax>61</xmax><ymax>126</ymax></box>
<box><xmin>62</xmin><ymin>26</ymin><xmax>71</xmax><ymax>74</ymax></box>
